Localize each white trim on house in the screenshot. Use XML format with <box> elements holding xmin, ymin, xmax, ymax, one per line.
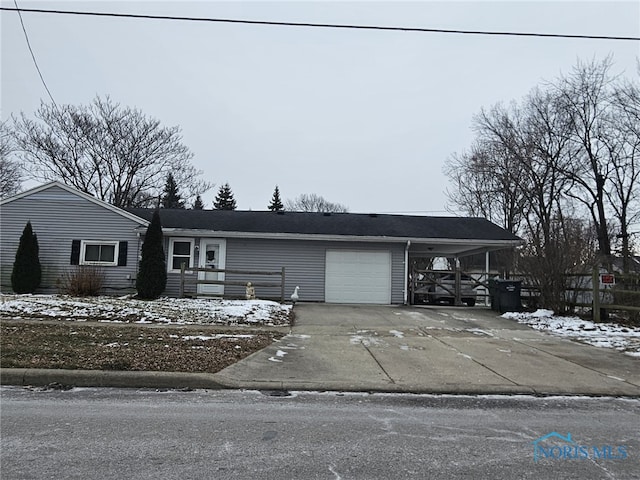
<box><xmin>79</xmin><ymin>240</ymin><xmax>119</xmax><ymax>266</ymax></box>
<box><xmin>0</xmin><ymin>181</ymin><xmax>149</xmax><ymax>227</ymax></box>
<box><xmin>167</xmin><ymin>238</ymin><xmax>195</xmax><ymax>273</ymax></box>
<box><xmin>197</xmin><ymin>238</ymin><xmax>226</xmax><ymax>296</ymax></box>
<box><xmin>138</xmin><ymin>228</ymin><xmax>522</xmax><ymax>258</ymax></box>
<box><xmin>143</xmin><ymin>228</ymin><xmax>522</xmax><ymax>247</ymax></box>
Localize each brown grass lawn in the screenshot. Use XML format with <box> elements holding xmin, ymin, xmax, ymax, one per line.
<box><xmin>0</xmin><ymin>321</ymin><xmax>283</xmax><ymax>373</ymax></box>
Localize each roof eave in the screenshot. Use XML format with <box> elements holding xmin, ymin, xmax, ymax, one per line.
<box><xmin>135</xmin><ymin>227</ymin><xmax>523</xmax><ymax>247</ymax></box>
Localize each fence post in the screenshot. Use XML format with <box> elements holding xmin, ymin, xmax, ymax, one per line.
<box><xmin>280</xmin><ymin>267</ymin><xmax>285</xmax><ymax>303</ymax></box>
<box><xmin>592</xmin><ymin>268</ymin><xmax>600</xmax><ymax>322</ymax></box>
<box><xmin>180</xmin><ymin>262</ymin><xmax>186</xmax><ymax>298</ymax></box>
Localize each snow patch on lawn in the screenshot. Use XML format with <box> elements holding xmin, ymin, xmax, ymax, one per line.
<box><xmin>0</xmin><ymin>294</ymin><xmax>292</xmax><ymax>326</ymax></box>
<box><xmin>180</xmin><ymin>334</ymin><xmax>254</xmax><ymax>341</ymax></box>
<box><xmin>502</xmin><ymin>309</ymin><xmax>640</xmax><ymax>357</ymax></box>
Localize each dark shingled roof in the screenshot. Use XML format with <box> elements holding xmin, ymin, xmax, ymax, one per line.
<box><xmin>126</xmin><ymin>209</ymin><xmax>521</xmax><ymax>242</ymax></box>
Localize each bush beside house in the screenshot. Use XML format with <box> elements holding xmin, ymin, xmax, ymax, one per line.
<box><xmin>57</xmin><ymin>266</ymin><xmax>105</xmax><ymax>296</ymax></box>
<box><xmin>136</xmin><ymin>210</ymin><xmax>167</xmax><ymax>299</ymax></box>
<box><xmin>11</xmin><ymin>221</ymin><xmax>42</xmax><ymax>294</ymax></box>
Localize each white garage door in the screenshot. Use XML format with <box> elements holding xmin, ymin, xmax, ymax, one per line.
<box><xmin>325</xmin><ymin>250</ymin><xmax>391</xmax><ymax>304</ymax></box>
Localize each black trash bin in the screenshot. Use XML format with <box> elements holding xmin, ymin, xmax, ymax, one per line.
<box><xmin>488</xmin><ymin>279</ymin><xmax>522</xmax><ymax>313</ymax></box>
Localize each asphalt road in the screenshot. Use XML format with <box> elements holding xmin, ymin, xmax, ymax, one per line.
<box><xmin>1</xmin><ymin>387</ymin><xmax>638</xmax><ymax>479</ymax></box>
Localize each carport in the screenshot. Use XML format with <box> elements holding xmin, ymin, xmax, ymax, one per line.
<box><xmin>404</xmin><ymin>235</ymin><xmax>523</xmax><ymax>306</ymax></box>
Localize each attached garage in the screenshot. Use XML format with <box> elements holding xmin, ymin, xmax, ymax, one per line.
<box><xmin>325</xmin><ymin>250</ymin><xmax>391</xmax><ymax>304</ymax></box>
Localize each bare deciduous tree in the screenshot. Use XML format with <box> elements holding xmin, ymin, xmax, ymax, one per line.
<box><xmin>518</xmin><ymin>216</ymin><xmax>598</xmax><ymax>313</ymax></box>
<box><xmin>443</xmin><ymin>57</ymin><xmax>639</xmax><ymax>311</ymax></box>
<box><xmin>285</xmin><ymin>193</ymin><xmax>348</xmax><ymax>213</ymax></box>
<box><xmin>470</xmin><ymin>89</ymin><xmax>579</xmax><ymax>300</ymax></box>
<box><xmin>607</xmin><ymin>76</ymin><xmax>640</xmax><ymax>272</ymax></box>
<box><xmin>445</xmin><ymin>139</ymin><xmax>527</xmax><ymax>234</ymax></box>
<box><xmin>0</xmin><ymin>120</ymin><xmax>22</xmax><ymax>198</ymax></box>
<box><xmin>12</xmin><ymin>96</ymin><xmax>211</xmax><ymax>208</ymax></box>
<box><xmin>553</xmin><ymin>57</ymin><xmax>617</xmax><ymax>260</ymax></box>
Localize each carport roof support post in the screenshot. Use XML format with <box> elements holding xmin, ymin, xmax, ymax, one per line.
<box><xmin>404</xmin><ymin>240</ymin><xmax>411</xmax><ymax>305</ymax></box>
<box><xmin>455</xmin><ymin>258</ymin><xmax>463</xmax><ymax>306</ymax></box>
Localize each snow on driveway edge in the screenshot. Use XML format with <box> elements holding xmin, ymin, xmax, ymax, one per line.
<box><xmin>502</xmin><ymin>309</ymin><xmax>640</xmax><ymax>357</ymax></box>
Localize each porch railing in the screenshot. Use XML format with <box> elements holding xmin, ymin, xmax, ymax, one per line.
<box><xmin>179</xmin><ymin>264</ymin><xmax>286</xmax><ymax>303</ymax></box>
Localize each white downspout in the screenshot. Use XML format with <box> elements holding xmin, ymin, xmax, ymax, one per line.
<box><xmin>404</xmin><ymin>240</ymin><xmax>411</xmax><ymax>305</ymax></box>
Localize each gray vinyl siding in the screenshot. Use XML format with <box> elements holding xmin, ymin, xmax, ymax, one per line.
<box><xmin>0</xmin><ymin>185</ymin><xmax>142</xmax><ymax>294</ymax></box>
<box><xmin>225</xmin><ymin>238</ymin><xmax>325</xmax><ymax>301</ymax></box>
<box><xmin>165</xmin><ymin>268</ymin><xmax>184</xmax><ymax>297</ymax></box>
<box><xmin>390</xmin><ymin>245</ymin><xmax>406</xmax><ymax>304</ymax></box>
<box><xmin>223</xmin><ymin>238</ymin><xmax>406</xmax><ymax>303</ymax></box>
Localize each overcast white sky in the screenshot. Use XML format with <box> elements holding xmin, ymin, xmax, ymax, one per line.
<box><xmin>1</xmin><ymin>1</ymin><xmax>639</xmax><ymax>213</ymax></box>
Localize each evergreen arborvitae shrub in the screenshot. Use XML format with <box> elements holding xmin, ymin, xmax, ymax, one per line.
<box><xmin>11</xmin><ymin>221</ymin><xmax>42</xmax><ymax>294</ymax></box>
<box><xmin>136</xmin><ymin>210</ymin><xmax>167</xmax><ymax>299</ymax></box>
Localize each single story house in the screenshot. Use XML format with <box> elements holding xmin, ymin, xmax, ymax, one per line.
<box><xmin>1</xmin><ymin>182</ymin><xmax>522</xmax><ymax>304</ymax></box>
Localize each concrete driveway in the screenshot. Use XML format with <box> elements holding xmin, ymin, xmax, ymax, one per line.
<box><xmin>216</xmin><ymin>304</ymin><xmax>640</xmax><ymax>396</ymax></box>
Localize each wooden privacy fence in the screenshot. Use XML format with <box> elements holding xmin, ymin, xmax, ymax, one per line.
<box><xmin>411</xmin><ymin>268</ymin><xmax>640</xmax><ymax>319</ymax></box>
<box><xmin>510</xmin><ymin>271</ymin><xmax>640</xmax><ymax>320</ymax></box>
<box><xmin>590</xmin><ymin>270</ymin><xmax>640</xmax><ymax>321</ymax></box>
<box><xmin>179</xmin><ymin>264</ymin><xmax>286</xmax><ymax>302</ymax></box>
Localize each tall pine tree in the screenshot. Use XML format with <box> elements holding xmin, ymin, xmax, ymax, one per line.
<box><xmin>213</xmin><ymin>183</ymin><xmax>237</xmax><ymax>210</ymax></box>
<box><xmin>268</xmin><ymin>185</ymin><xmax>284</xmax><ymax>211</ymax></box>
<box><xmin>192</xmin><ymin>195</ymin><xmax>204</xmax><ymax>210</ymax></box>
<box><xmin>136</xmin><ymin>210</ymin><xmax>167</xmax><ymax>299</ymax></box>
<box><xmin>161</xmin><ymin>173</ymin><xmax>185</xmax><ymax>209</ymax></box>
<box><xmin>11</xmin><ymin>221</ymin><xmax>42</xmax><ymax>294</ymax></box>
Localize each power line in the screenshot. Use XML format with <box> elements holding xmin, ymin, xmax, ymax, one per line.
<box><xmin>11</xmin><ymin>1</ymin><xmax>57</xmax><ymax>106</ymax></box>
<box><xmin>2</xmin><ymin>6</ymin><xmax>639</xmax><ymax>42</ymax></box>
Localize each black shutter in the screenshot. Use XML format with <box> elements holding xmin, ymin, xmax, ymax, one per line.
<box><xmin>117</xmin><ymin>241</ymin><xmax>128</xmax><ymax>266</ymax></box>
<box><xmin>70</xmin><ymin>240</ymin><xmax>81</xmax><ymax>265</ymax></box>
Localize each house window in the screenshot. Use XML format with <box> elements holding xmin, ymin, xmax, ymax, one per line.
<box><xmin>80</xmin><ymin>241</ymin><xmax>119</xmax><ymax>266</ymax></box>
<box><xmin>169</xmin><ymin>239</ymin><xmax>194</xmax><ymax>272</ymax></box>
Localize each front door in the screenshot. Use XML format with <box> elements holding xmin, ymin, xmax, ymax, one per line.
<box><xmin>197</xmin><ymin>239</ymin><xmax>226</xmax><ymax>296</ymax></box>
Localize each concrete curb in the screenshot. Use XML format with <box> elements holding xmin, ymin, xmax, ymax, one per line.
<box><xmin>0</xmin><ymin>368</ymin><xmax>226</xmax><ymax>390</ymax></box>
<box><xmin>208</xmin><ymin>374</ymin><xmax>640</xmax><ymax>397</ymax></box>
<box><xmin>3</xmin><ymin>368</ymin><xmax>638</xmax><ymax>397</ymax></box>
<box><xmin>212</xmin><ymin>375</ymin><xmax>539</xmax><ymax>395</ymax></box>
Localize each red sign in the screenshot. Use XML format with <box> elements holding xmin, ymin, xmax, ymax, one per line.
<box><xmin>600</xmin><ymin>274</ymin><xmax>615</xmax><ymax>285</ymax></box>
